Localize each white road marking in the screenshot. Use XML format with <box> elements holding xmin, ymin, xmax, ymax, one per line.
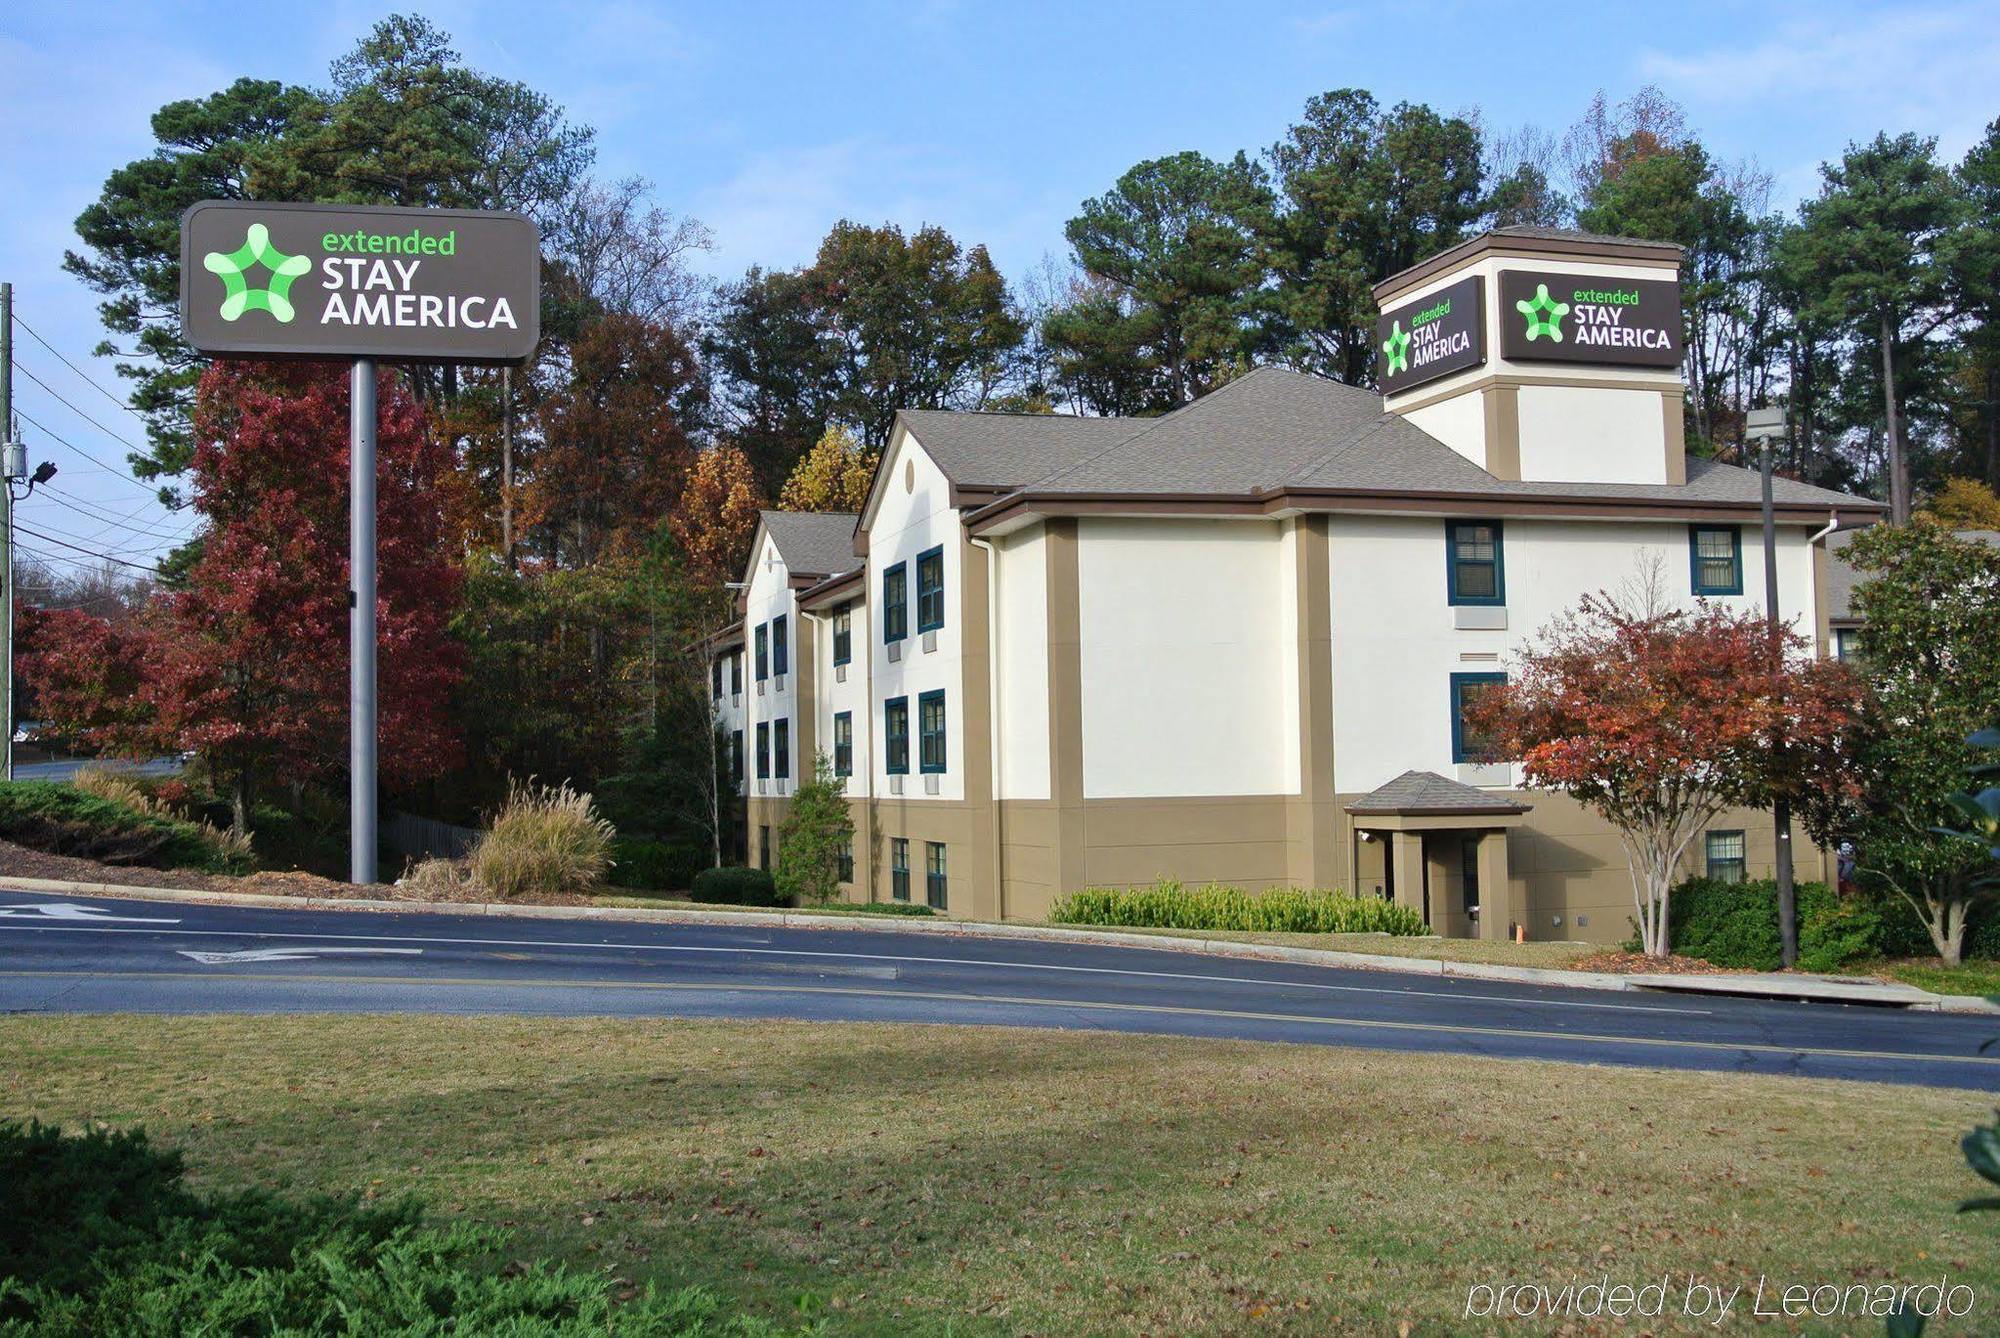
<box><xmin>0</xmin><ymin>908</ymin><xmax>1702</xmax><ymax>1015</ymax></box>
<box><xmin>0</xmin><ymin>901</ymin><xmax>180</xmax><ymax>924</ymax></box>
<box><xmin>177</xmin><ymin>946</ymin><xmax>425</xmax><ymax>965</ymax></box>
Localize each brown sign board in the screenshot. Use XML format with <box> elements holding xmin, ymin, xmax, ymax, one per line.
<box><xmin>179</xmin><ymin>201</ymin><xmax>540</xmax><ymax>364</ymax></box>
<box><xmin>1497</xmin><ymin>269</ymin><xmax>1682</xmax><ymax>369</ymax></box>
<box><xmin>1375</xmin><ymin>274</ymin><xmax>1485</xmax><ymax>393</ymax></box>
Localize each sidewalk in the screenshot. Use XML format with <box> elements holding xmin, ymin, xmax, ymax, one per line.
<box><xmin>5</xmin><ymin>871</ymin><xmax>1994</xmax><ymax>1015</ymax></box>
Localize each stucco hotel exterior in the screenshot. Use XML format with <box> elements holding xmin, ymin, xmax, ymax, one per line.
<box><xmin>713</xmin><ymin>227</ymin><xmax>1879</xmax><ymax>944</ymax></box>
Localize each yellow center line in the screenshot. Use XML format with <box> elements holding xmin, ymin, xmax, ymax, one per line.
<box><xmin>2</xmin><ymin>968</ymin><xmax>1991</xmax><ymax>1069</ymax></box>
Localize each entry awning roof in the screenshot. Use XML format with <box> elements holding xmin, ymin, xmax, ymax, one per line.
<box><xmin>1346</xmin><ymin>770</ymin><xmax>1531</xmax><ymax>818</ymax></box>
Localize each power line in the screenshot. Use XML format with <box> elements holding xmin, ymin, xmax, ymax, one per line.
<box><xmin>8</xmin><ymin>314</ymin><xmax>147</xmax><ymax>418</ymax></box>
<box><xmin>10</xmin><ymin>408</ymin><xmax>163</xmax><ymax>496</ymax></box>
<box><xmin>35</xmin><ymin>485</ymin><xmax>197</xmax><ymax>545</ymax></box>
<box><xmin>13</xmin><ymin>358</ymin><xmax>151</xmax><ymax>456</ymax></box>
<box><xmin>13</xmin><ymin>512</ymin><xmax>181</xmax><ymax>560</ymax></box>
<box><xmin>13</xmin><ymin>522</ymin><xmax>158</xmax><ymax>572</ymax></box>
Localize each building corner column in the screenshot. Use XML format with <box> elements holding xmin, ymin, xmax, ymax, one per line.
<box><xmin>1287</xmin><ymin>515</ymin><xmax>1338</xmax><ymax>889</ymax></box>
<box><xmin>1046</xmin><ymin>520</ymin><xmax>1086</xmax><ymax>904</ymax></box>
<box><xmin>960</xmin><ymin>533</ymin><xmax>999</xmax><ymax>919</ymax></box>
<box><xmin>1476</xmin><ymin>829</ymin><xmax>1515</xmax><ymax>941</ymax></box>
<box><xmin>1390</xmin><ymin>830</ymin><xmax>1426</xmax><ymax>922</ymax></box>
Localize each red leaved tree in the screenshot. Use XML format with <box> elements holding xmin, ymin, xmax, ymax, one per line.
<box><xmin>22</xmin><ymin>362</ymin><xmax>465</xmax><ymax>835</ymax></box>
<box><xmin>1467</xmin><ymin>585</ymin><xmax>1868</xmax><ymax>958</ymax></box>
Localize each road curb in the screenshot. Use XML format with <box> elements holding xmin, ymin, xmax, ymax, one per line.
<box><xmin>6</xmin><ymin>872</ymin><xmax>1995</xmax><ymax>1014</ymax></box>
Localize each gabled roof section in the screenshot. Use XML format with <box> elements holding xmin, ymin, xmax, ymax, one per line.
<box><xmin>894</xmin><ymin>408</ymin><xmax>1142</xmax><ymax>492</ymax></box>
<box><xmin>757</xmin><ymin>510</ymin><xmax>861</xmax><ymax>581</ymax></box>
<box><xmin>1346</xmin><ymin>770</ymin><xmax>1532</xmax><ymax>817</ymax></box>
<box><xmin>1826</xmin><ymin>526</ymin><xmax>2000</xmax><ymax>622</ymax></box>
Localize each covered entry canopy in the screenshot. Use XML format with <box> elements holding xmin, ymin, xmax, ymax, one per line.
<box><xmin>1347</xmin><ymin>771</ymin><xmax>1530</xmax><ymax>941</ymax></box>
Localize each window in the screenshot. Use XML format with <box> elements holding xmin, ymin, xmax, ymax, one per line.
<box><xmin>833</xmin><ymin>711</ymin><xmax>853</xmax><ymax>778</ymax></box>
<box><xmin>730</xmin><ymin>729</ymin><xmax>743</xmax><ymax>784</ymax></box>
<box><xmin>730</xmin><ymin>652</ymin><xmax>742</xmax><ymax>694</ymax></box>
<box><xmin>1689</xmin><ymin>525</ymin><xmax>1743</xmax><ymax>596</ymax></box>
<box><xmin>838</xmin><ymin>837</ymin><xmax>854</xmax><ymax>884</ymax></box>
<box><xmin>1705</xmin><ymin>830</ymin><xmax>1747</xmax><ymax>884</ymax></box>
<box><xmin>711</xmin><ymin>657</ymin><xmax>722</xmax><ymax>698</ymax></box>
<box><xmin>1461</xmin><ymin>837</ymin><xmax>1481</xmax><ymax>915</ymax></box>
<box><xmin>1445</xmin><ymin>520</ymin><xmax>1505</xmax><ymax>606</ymax></box>
<box><xmin>773</xmin><ymin>718</ymin><xmax>790</xmax><ymax>780</ymax></box>
<box><xmin>772</xmin><ymin>614</ymin><xmax>789</xmax><ymax>676</ymax></box>
<box><xmin>759</xmin><ymin>825</ymin><xmax>771</xmax><ymax>869</ymax></box>
<box><xmin>891</xmin><ymin>838</ymin><xmax>910</xmax><ymax>901</ymax></box>
<box><xmin>919</xmin><ymin>690</ymin><xmax>947</xmax><ymax>774</ymax></box>
<box><xmin>917</xmin><ymin>546</ymin><xmax>945</xmax><ymax>632</ymax></box>
<box><xmin>883</xmin><ymin>562</ymin><xmax>908</xmax><ymax>643</ymax></box>
<box><xmin>755</xmin><ymin>721</ymin><xmax>769</xmax><ymax>779</ymax></box>
<box><xmin>833</xmin><ymin>603</ymin><xmax>852</xmax><ymax>665</ymax></box>
<box><xmin>885</xmin><ymin>696</ymin><xmax>910</xmax><ymax>774</ymax></box>
<box><xmin>754</xmin><ymin>623</ymin><xmax>769</xmax><ymax>680</ymax></box>
<box><xmin>1450</xmin><ymin>672</ymin><xmax>1508</xmax><ymax>764</ymax></box>
<box><xmin>1834</xmin><ymin>627</ymin><xmax>1863</xmax><ymax>663</ymax></box>
<box><xmin>925</xmin><ymin>842</ymin><xmax>948</xmax><ymax>910</ymax></box>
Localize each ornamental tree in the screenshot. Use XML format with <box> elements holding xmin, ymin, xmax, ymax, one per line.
<box><xmin>777</xmin><ymin>425</ymin><xmax>877</xmax><ymax>514</ymax></box>
<box><xmin>774</xmin><ymin>751</ymin><xmax>854</xmax><ymax>906</ymax></box>
<box><xmin>1467</xmin><ymin>588</ymin><xmax>1868</xmax><ymax>958</ymax></box>
<box><xmin>22</xmin><ymin>361</ymin><xmax>464</xmax><ymax>837</ymax></box>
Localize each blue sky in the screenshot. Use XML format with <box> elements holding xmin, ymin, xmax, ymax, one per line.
<box><xmin>3</xmin><ymin>0</ymin><xmax>1997</xmax><ymax>566</ymax></box>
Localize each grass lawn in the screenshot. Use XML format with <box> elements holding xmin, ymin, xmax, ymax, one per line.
<box><xmin>1878</xmin><ymin>958</ymin><xmax>2000</xmax><ymax>998</ymax></box>
<box><xmin>5</xmin><ymin>1016</ymin><xmax>1994</xmax><ymax>1334</ymax></box>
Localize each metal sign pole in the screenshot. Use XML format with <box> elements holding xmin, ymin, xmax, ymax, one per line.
<box><xmin>350</xmin><ymin>358</ymin><xmax>377</xmax><ymax>884</ymax></box>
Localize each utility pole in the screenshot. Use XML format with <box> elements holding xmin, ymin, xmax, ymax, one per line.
<box><xmin>1748</xmin><ymin>406</ymin><xmax>1797</xmax><ymax>969</ymax></box>
<box><xmin>351</xmin><ymin>359</ymin><xmax>377</xmax><ymax>885</ymax></box>
<box><xmin>1</xmin><ymin>281</ymin><xmax>15</xmax><ymax>783</ymax></box>
<box><xmin>501</xmin><ymin>365</ymin><xmax>514</xmax><ymax>566</ymax></box>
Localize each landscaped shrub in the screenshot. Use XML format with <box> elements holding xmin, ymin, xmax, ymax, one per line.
<box><xmin>607</xmin><ymin>837</ymin><xmax>707</xmax><ymax>893</ymax></box>
<box><xmin>689</xmin><ymin>866</ymin><xmax>786</xmax><ymax>906</ymax></box>
<box><xmin>1666</xmin><ymin>878</ymin><xmax>1881</xmax><ymax>972</ymax></box>
<box><xmin>0</xmin><ymin>1120</ymin><xmax>778</xmax><ymax>1334</ymax></box>
<box><xmin>0</xmin><ymin>780</ymin><xmax>251</xmax><ymax>875</ymax></box>
<box><xmin>1050</xmin><ymin>880</ymin><xmax>1429</xmax><ymax>935</ymax></box>
<box><xmin>71</xmin><ymin>766</ymin><xmax>255</xmax><ymax>870</ymax></box>
<box><xmin>467</xmin><ymin>778</ymin><xmax>615</xmax><ymax>899</ymax></box>
<box><xmin>843</xmin><ymin>901</ymin><xmax>936</xmax><ymax>916</ymax></box>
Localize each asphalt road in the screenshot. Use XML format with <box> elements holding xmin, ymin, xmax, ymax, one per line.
<box><xmin>2</xmin><ymin>891</ymin><xmax>1995</xmax><ymax>1090</ymax></box>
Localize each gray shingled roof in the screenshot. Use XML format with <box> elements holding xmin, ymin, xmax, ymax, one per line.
<box><xmin>897</xmin><ymin>409</ymin><xmax>1141</xmax><ymax>489</ymax></box>
<box><xmin>759</xmin><ymin>510</ymin><xmax>860</xmax><ymax>579</ymax></box>
<box><xmin>1006</xmin><ymin>367</ymin><xmax>1869</xmax><ymax>509</ymax></box>
<box><xmin>1346</xmin><ymin>770</ymin><xmax>1532</xmax><ymax>816</ymax></box>
<box><xmin>1827</xmin><ymin>526</ymin><xmax>2000</xmax><ymax>621</ymax></box>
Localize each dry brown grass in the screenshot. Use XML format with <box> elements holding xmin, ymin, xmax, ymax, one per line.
<box><xmin>4</xmin><ymin>1014</ymin><xmax>1993</xmax><ymax>1334</ymax></box>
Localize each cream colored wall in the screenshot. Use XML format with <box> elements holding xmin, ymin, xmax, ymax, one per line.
<box><xmin>743</xmin><ymin>530</ymin><xmax>798</xmax><ymax>800</ymax></box>
<box><xmin>868</xmin><ymin>429</ymin><xmax>965</xmax><ymax>802</ymax></box>
<box><xmin>1075</xmin><ymin>517</ymin><xmax>1295</xmax><ymax>799</ymax></box>
<box><xmin>991</xmin><ymin>525</ymin><xmax>1050</xmax><ymax>800</ymax></box>
<box><xmin>1516</xmin><ymin>385</ymin><xmax>1669</xmax><ymax>484</ymax></box>
<box><xmin>1328</xmin><ymin>514</ymin><xmax>1821</xmax><ymax>796</ymax></box>
<box><xmin>812</xmin><ymin>593</ymin><xmax>870</xmax><ymax>797</ymax></box>
<box><xmin>1402</xmin><ymin>390</ymin><xmax>1488</xmax><ymax>469</ymax></box>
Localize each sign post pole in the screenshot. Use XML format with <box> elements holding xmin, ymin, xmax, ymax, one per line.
<box><xmin>350</xmin><ymin>358</ymin><xmax>377</xmax><ymax>885</ymax></box>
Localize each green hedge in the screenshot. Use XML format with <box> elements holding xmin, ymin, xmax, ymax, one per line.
<box><xmin>689</xmin><ymin>865</ymin><xmax>786</xmax><ymax>906</ymax></box>
<box><xmin>0</xmin><ymin>1120</ymin><xmax>775</xmax><ymax>1334</ymax></box>
<box><xmin>0</xmin><ymin>781</ymin><xmax>250</xmax><ymax>875</ymax></box>
<box><xmin>1051</xmin><ymin>880</ymin><xmax>1429</xmax><ymax>936</ymax></box>
<box><xmin>1667</xmin><ymin>878</ymin><xmax>1881</xmax><ymax>973</ymax></box>
<box><xmin>607</xmin><ymin>838</ymin><xmax>707</xmax><ymax>893</ymax></box>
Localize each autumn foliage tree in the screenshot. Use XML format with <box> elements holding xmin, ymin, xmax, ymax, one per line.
<box><xmin>21</xmin><ymin>362</ymin><xmax>465</xmax><ymax>837</ymax></box>
<box><xmin>1467</xmin><ymin>587</ymin><xmax>1868</xmax><ymax>958</ymax></box>
<box><xmin>670</xmin><ymin>443</ymin><xmax>764</xmax><ymax>589</ymax></box>
<box><xmin>777</xmin><ymin>425</ymin><xmax>877</xmax><ymax>513</ymax></box>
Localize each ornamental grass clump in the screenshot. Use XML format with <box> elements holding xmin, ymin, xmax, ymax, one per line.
<box><xmin>1051</xmin><ymin>879</ymin><xmax>1428</xmax><ymax>935</ymax></box>
<box><xmin>467</xmin><ymin>778</ymin><xmax>614</xmax><ymax>899</ymax></box>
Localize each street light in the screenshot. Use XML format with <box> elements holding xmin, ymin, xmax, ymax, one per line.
<box><xmin>1745</xmin><ymin>405</ymin><xmax>1797</xmax><ymax>969</ymax></box>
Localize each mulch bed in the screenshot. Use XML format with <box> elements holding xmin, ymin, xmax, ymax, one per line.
<box><xmin>1570</xmin><ymin>949</ymin><xmax>1741</xmax><ymax>975</ymax></box>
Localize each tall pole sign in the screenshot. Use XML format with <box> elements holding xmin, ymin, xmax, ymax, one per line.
<box><xmin>181</xmin><ymin>202</ymin><xmax>540</xmax><ymax>883</ymax></box>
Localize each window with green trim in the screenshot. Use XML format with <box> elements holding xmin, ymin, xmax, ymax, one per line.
<box><xmin>838</xmin><ymin>837</ymin><xmax>854</xmax><ymax>884</ymax></box>
<box><xmin>1445</xmin><ymin>520</ymin><xmax>1505</xmax><ymax>605</ymax></box>
<box><xmin>773</xmin><ymin>718</ymin><xmax>790</xmax><ymax>780</ymax></box>
<box><xmin>833</xmin><ymin>711</ymin><xmax>853</xmax><ymax>777</ymax></box>
<box><xmin>1689</xmin><ymin>525</ymin><xmax>1743</xmax><ymax>596</ymax></box>
<box><xmin>925</xmin><ymin>841</ymin><xmax>948</xmax><ymax>910</ymax></box>
<box><xmin>883</xmin><ymin>563</ymin><xmax>908</xmax><ymax>643</ymax></box>
<box><xmin>730</xmin><ymin>729</ymin><xmax>743</xmax><ymax>784</ymax></box>
<box><xmin>755</xmin><ymin>721</ymin><xmax>769</xmax><ymax>778</ymax></box>
<box><xmin>890</xmin><ymin>838</ymin><xmax>910</xmax><ymax>901</ymax></box>
<box><xmin>917</xmin><ymin>546</ymin><xmax>945</xmax><ymax>632</ymax></box>
<box><xmin>754</xmin><ymin>623</ymin><xmax>768</xmax><ymax>680</ymax></box>
<box><xmin>772</xmin><ymin>615</ymin><xmax>789</xmax><ymax>676</ymax></box>
<box><xmin>832</xmin><ymin>603</ymin><xmax>852</xmax><ymax>665</ymax></box>
<box><xmin>885</xmin><ymin>696</ymin><xmax>910</xmax><ymax>774</ymax></box>
<box><xmin>730</xmin><ymin>652</ymin><xmax>742</xmax><ymax>694</ymax></box>
<box><xmin>1705</xmin><ymin>830</ymin><xmax>1747</xmax><ymax>883</ymax></box>
<box><xmin>919</xmin><ymin>690</ymin><xmax>946</xmax><ymax>774</ymax></box>
<box><xmin>1450</xmin><ymin>672</ymin><xmax>1507</xmax><ymax>764</ymax></box>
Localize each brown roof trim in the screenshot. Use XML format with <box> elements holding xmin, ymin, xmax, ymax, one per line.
<box><xmin>797</xmin><ymin>565</ymin><xmax>865</xmax><ymax>609</ymax></box>
<box><xmin>964</xmin><ymin>485</ymin><xmax>1880</xmax><ymax>533</ymax></box>
<box><xmin>1344</xmin><ymin>800</ymin><xmax>1533</xmax><ymax>818</ymax></box>
<box><xmin>1373</xmin><ymin>231</ymin><xmax>1683</xmax><ymax>306</ymax></box>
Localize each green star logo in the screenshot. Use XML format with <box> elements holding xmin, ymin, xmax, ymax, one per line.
<box><xmin>1515</xmin><ymin>283</ymin><xmax>1569</xmax><ymax>343</ymax></box>
<box><xmin>202</xmin><ymin>222</ymin><xmax>312</xmax><ymax>323</ymax></box>
<box><xmin>1381</xmin><ymin>320</ymin><xmax>1412</xmax><ymax>375</ymax></box>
